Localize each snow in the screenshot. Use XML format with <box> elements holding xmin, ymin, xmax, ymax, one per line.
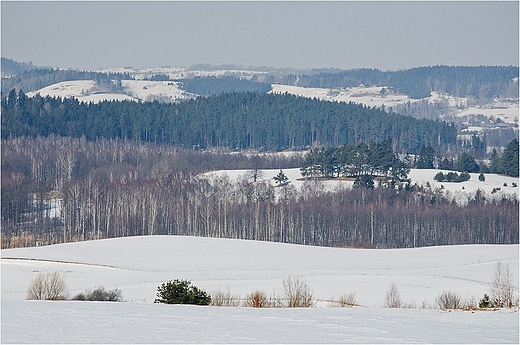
<box><xmin>25</xmin><ymin>79</ymin><xmax>195</xmax><ymax>104</ymax></box>
<box><xmin>270</xmin><ymin>84</ymin><xmax>410</xmax><ymax>110</ymax></box>
<box><xmin>1</xmin><ymin>236</ymin><xmax>519</xmax><ymax>343</ymax></box>
<box><xmin>204</xmin><ymin>168</ymin><xmax>519</xmax><ymax>204</ymax></box>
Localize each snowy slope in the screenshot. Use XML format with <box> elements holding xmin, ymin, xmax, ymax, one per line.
<box><xmin>25</xmin><ymin>79</ymin><xmax>195</xmax><ymax>104</ymax></box>
<box><xmin>204</xmin><ymin>168</ymin><xmax>520</xmax><ymax>204</ymax></box>
<box><xmin>1</xmin><ymin>236</ymin><xmax>518</xmax><ymax>343</ymax></box>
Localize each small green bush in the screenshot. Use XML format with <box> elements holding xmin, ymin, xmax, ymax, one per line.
<box><xmin>154</xmin><ymin>279</ymin><xmax>211</xmax><ymax>305</ymax></box>
<box><xmin>479</xmin><ymin>294</ymin><xmax>492</xmax><ymax>308</ymax></box>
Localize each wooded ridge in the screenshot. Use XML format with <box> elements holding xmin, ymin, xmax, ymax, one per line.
<box><xmin>1</xmin><ymin>89</ymin><xmax>457</xmax><ymax>153</ymax></box>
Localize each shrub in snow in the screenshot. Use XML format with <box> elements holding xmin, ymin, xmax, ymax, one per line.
<box><xmin>281</xmin><ymin>275</ymin><xmax>314</xmax><ymax>308</ymax></box>
<box><xmin>491</xmin><ymin>261</ymin><xmax>516</xmax><ymax>308</ymax></box>
<box><xmin>72</xmin><ymin>286</ymin><xmax>123</xmax><ymax>302</ymax></box>
<box><xmin>154</xmin><ymin>279</ymin><xmax>211</xmax><ymax>305</ymax></box>
<box><xmin>243</xmin><ymin>290</ymin><xmax>273</xmax><ymax>308</ymax></box>
<box><xmin>210</xmin><ymin>288</ymin><xmax>240</xmax><ymax>307</ymax></box>
<box><xmin>26</xmin><ymin>271</ymin><xmax>68</xmax><ymax>300</ymax></box>
<box><xmin>329</xmin><ymin>292</ymin><xmax>357</xmax><ymax>307</ymax></box>
<box><xmin>384</xmin><ymin>283</ymin><xmax>402</xmax><ymax>308</ymax></box>
<box><xmin>479</xmin><ymin>294</ymin><xmax>492</xmax><ymax>308</ymax></box>
<box><xmin>435</xmin><ymin>291</ymin><xmax>463</xmax><ymax>310</ymax></box>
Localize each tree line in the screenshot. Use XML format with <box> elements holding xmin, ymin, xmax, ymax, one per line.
<box><xmin>267</xmin><ymin>65</ymin><xmax>519</xmax><ymax>100</ymax></box>
<box><xmin>1</xmin><ymin>68</ymin><xmax>133</xmax><ymax>94</ymax></box>
<box><xmin>1</xmin><ymin>89</ymin><xmax>457</xmax><ymax>153</ymax></box>
<box><xmin>1</xmin><ymin>136</ymin><xmax>517</xmax><ymax>249</ymax></box>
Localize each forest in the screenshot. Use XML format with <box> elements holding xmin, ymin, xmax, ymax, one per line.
<box><xmin>1</xmin><ymin>89</ymin><xmax>457</xmax><ymax>153</ymax></box>
<box><xmin>1</xmin><ymin>136</ymin><xmax>518</xmax><ymax>249</ymax></box>
<box><xmin>270</xmin><ymin>65</ymin><xmax>519</xmax><ymax>100</ymax></box>
<box><xmin>1</xmin><ymin>60</ymin><xmax>518</xmax><ymax>250</ymax></box>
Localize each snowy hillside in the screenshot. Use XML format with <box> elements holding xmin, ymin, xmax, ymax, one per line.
<box><xmin>204</xmin><ymin>168</ymin><xmax>520</xmax><ymax>204</ymax></box>
<box><xmin>1</xmin><ymin>236</ymin><xmax>518</xmax><ymax>343</ymax></box>
<box><xmin>26</xmin><ymin>79</ymin><xmax>196</xmax><ymax>104</ymax></box>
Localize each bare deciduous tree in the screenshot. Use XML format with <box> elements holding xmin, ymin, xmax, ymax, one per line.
<box><xmin>281</xmin><ymin>275</ymin><xmax>314</xmax><ymax>308</ymax></box>
<box><xmin>491</xmin><ymin>261</ymin><xmax>516</xmax><ymax>308</ymax></box>
<box><xmin>27</xmin><ymin>271</ymin><xmax>68</xmax><ymax>300</ymax></box>
<box><xmin>384</xmin><ymin>283</ymin><xmax>402</xmax><ymax>308</ymax></box>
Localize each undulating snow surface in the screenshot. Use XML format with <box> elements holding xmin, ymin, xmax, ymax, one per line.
<box><xmin>1</xmin><ymin>236</ymin><xmax>519</xmax><ymax>343</ymax></box>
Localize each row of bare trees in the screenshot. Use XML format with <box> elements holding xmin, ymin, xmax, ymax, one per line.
<box><xmin>2</xmin><ymin>136</ymin><xmax>518</xmax><ymax>249</ymax></box>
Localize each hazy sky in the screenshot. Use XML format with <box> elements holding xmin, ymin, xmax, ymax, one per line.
<box><xmin>1</xmin><ymin>1</ymin><xmax>518</xmax><ymax>71</ymax></box>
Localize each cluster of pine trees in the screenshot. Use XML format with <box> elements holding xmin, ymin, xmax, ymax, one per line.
<box><xmin>300</xmin><ymin>139</ymin><xmax>409</xmax><ymax>182</ymax></box>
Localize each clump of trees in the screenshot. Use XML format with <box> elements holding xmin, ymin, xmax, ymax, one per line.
<box><xmin>433</xmin><ymin>171</ymin><xmax>470</xmax><ymax>183</ymax></box>
<box><xmin>487</xmin><ymin>139</ymin><xmax>519</xmax><ymax>177</ymax></box>
<box><xmin>300</xmin><ymin>139</ymin><xmax>410</xmax><ymax>182</ymax></box>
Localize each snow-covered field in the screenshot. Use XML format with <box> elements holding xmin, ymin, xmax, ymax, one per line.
<box><xmin>26</xmin><ymin>79</ymin><xmax>195</xmax><ymax>104</ymax></box>
<box><xmin>204</xmin><ymin>168</ymin><xmax>519</xmax><ymax>204</ymax></box>
<box><xmin>1</xmin><ymin>236</ymin><xmax>518</xmax><ymax>343</ymax></box>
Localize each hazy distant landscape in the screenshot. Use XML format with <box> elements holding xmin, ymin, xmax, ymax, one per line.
<box><xmin>1</xmin><ymin>1</ymin><xmax>519</xmax><ymax>343</ymax></box>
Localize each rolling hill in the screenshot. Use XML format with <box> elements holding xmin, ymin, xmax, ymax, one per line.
<box><xmin>1</xmin><ymin>236</ymin><xmax>518</xmax><ymax>343</ymax></box>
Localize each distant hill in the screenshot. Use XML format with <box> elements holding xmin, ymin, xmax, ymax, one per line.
<box><xmin>1</xmin><ymin>57</ymin><xmax>36</xmax><ymax>76</ymax></box>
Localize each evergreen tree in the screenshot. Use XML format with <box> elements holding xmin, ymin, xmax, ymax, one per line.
<box><xmin>502</xmin><ymin>139</ymin><xmax>519</xmax><ymax>177</ymax></box>
<box><xmin>154</xmin><ymin>279</ymin><xmax>211</xmax><ymax>305</ymax></box>
<box><xmin>273</xmin><ymin>170</ymin><xmax>289</xmax><ymax>186</ymax></box>
<box><xmin>454</xmin><ymin>152</ymin><xmax>479</xmax><ymax>173</ymax></box>
<box><xmin>416</xmin><ymin>145</ymin><xmax>435</xmax><ymax>169</ymax></box>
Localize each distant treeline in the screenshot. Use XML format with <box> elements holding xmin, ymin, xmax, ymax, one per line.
<box><xmin>3</xmin><ymin>58</ymin><xmax>517</xmax><ymax>101</ymax></box>
<box><xmin>177</xmin><ymin>76</ymin><xmax>272</xmax><ymax>96</ymax></box>
<box><xmin>2</xmin><ymin>136</ymin><xmax>517</xmax><ymax>249</ymax></box>
<box><xmin>270</xmin><ymin>65</ymin><xmax>519</xmax><ymax>99</ymax></box>
<box><xmin>1</xmin><ymin>90</ymin><xmax>457</xmax><ymax>153</ymax></box>
<box><xmin>1</xmin><ymin>68</ymin><xmax>133</xmax><ymax>94</ymax></box>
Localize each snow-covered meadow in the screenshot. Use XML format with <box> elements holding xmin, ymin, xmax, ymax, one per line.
<box><xmin>1</xmin><ymin>235</ymin><xmax>518</xmax><ymax>343</ymax></box>
<box><xmin>204</xmin><ymin>167</ymin><xmax>519</xmax><ymax>205</ymax></box>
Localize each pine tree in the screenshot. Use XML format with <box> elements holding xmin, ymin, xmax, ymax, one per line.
<box><xmin>154</xmin><ymin>279</ymin><xmax>211</xmax><ymax>305</ymax></box>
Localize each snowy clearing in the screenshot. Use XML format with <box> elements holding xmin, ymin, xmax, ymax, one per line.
<box><xmin>203</xmin><ymin>168</ymin><xmax>519</xmax><ymax>204</ymax></box>
<box><xmin>1</xmin><ymin>236</ymin><xmax>518</xmax><ymax>343</ymax></box>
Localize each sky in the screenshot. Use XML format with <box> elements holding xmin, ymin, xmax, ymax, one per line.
<box><xmin>1</xmin><ymin>1</ymin><xmax>519</xmax><ymax>71</ymax></box>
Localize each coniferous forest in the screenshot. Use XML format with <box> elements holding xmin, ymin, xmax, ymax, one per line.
<box><xmin>2</xmin><ymin>90</ymin><xmax>456</xmax><ymax>153</ymax></box>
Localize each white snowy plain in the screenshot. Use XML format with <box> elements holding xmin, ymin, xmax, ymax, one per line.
<box><xmin>1</xmin><ymin>235</ymin><xmax>519</xmax><ymax>344</ymax></box>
